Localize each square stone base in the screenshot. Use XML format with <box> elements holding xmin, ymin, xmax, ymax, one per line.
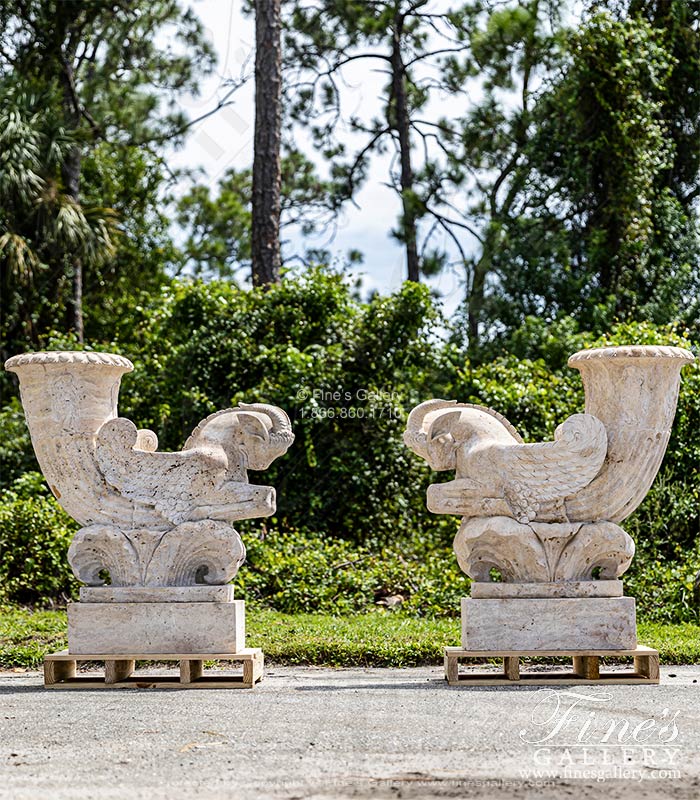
<box><xmin>461</xmin><ymin>596</ymin><xmax>636</xmax><ymax>651</ymax></box>
<box><xmin>67</xmin><ymin>600</ymin><xmax>245</xmax><ymax>655</ymax></box>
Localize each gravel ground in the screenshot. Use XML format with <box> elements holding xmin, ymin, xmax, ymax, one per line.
<box><xmin>1</xmin><ymin>665</ymin><xmax>699</xmax><ymax>799</ymax></box>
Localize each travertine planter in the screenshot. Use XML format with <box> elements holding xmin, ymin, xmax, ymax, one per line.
<box><xmin>405</xmin><ymin>345</ymin><xmax>694</xmax><ymax>651</ymax></box>
<box><xmin>5</xmin><ymin>351</ymin><xmax>294</xmax><ymax>656</ymax></box>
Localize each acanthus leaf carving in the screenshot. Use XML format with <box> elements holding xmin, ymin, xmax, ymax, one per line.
<box><xmin>454</xmin><ymin>518</ymin><xmax>634</xmax><ymax>585</ymax></box>
<box><xmin>68</xmin><ymin>525</ymin><xmax>143</xmax><ymax>587</ymax></box>
<box><xmin>145</xmin><ymin>521</ymin><xmax>246</xmax><ymax>586</ymax></box>
<box><xmin>454</xmin><ymin>517</ymin><xmax>550</xmax><ymax>583</ymax></box>
<box><xmin>67</xmin><ymin>522</ymin><xmax>246</xmax><ymax>587</ymax></box>
<box><xmin>555</xmin><ymin>522</ymin><xmax>635</xmax><ymax>581</ymax></box>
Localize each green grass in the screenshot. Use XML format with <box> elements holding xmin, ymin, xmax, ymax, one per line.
<box><xmin>248</xmin><ymin>610</ymin><xmax>461</xmax><ymax>666</ymax></box>
<box><xmin>633</xmin><ymin>621</ymin><xmax>700</xmax><ymax>665</ymax></box>
<box><xmin>0</xmin><ymin>605</ymin><xmax>68</xmax><ymax>668</ymax></box>
<box><xmin>1</xmin><ymin>605</ymin><xmax>699</xmax><ymax>669</ymax></box>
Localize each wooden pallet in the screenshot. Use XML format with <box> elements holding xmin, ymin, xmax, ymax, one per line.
<box><xmin>444</xmin><ymin>645</ymin><xmax>660</xmax><ymax>686</ymax></box>
<box><xmin>43</xmin><ymin>647</ymin><xmax>264</xmax><ymax>689</ymax></box>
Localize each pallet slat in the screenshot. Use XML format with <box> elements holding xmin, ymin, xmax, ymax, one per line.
<box><xmin>503</xmin><ymin>656</ymin><xmax>520</xmax><ymax>680</ymax></box>
<box><xmin>180</xmin><ymin>659</ymin><xmax>203</xmax><ymax>684</ymax></box>
<box><xmin>572</xmin><ymin>655</ymin><xmax>600</xmax><ymax>680</ymax></box>
<box><xmin>445</xmin><ymin>645</ymin><xmax>656</xmax><ymax>657</ymax></box>
<box><xmin>45</xmin><ymin>647</ymin><xmax>261</xmax><ymax>660</ymax></box>
<box><xmin>445</xmin><ymin>645</ymin><xmax>660</xmax><ymax>686</ymax></box>
<box><xmin>44</xmin><ymin>659</ymin><xmax>76</xmax><ymax>685</ymax></box>
<box><xmin>43</xmin><ymin>649</ymin><xmax>264</xmax><ymax>689</ymax></box>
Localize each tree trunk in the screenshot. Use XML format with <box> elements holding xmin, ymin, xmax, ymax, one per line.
<box><xmin>468</xmin><ymin>258</ymin><xmax>486</xmax><ymax>355</ymax></box>
<box><xmin>468</xmin><ymin>234</ymin><xmax>493</xmax><ymax>356</ymax></box>
<box><xmin>60</xmin><ymin>65</ymin><xmax>84</xmax><ymax>342</ymax></box>
<box><xmin>252</xmin><ymin>0</ymin><xmax>282</xmax><ymax>287</ymax></box>
<box><xmin>390</xmin><ymin>17</ymin><xmax>420</xmax><ymax>283</ymax></box>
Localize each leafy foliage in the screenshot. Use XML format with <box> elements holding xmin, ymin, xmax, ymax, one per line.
<box><xmin>0</xmin><ymin>90</ymin><xmax>117</xmax><ymax>353</ymax></box>
<box><xmin>0</xmin><ymin>474</ymin><xmax>79</xmax><ymax>605</ymax></box>
<box><xmin>0</xmin><ymin>398</ymin><xmax>39</xmax><ymax>485</ymax></box>
<box><xmin>238</xmin><ymin>527</ymin><xmax>467</xmax><ymax>617</ymax></box>
<box><xmin>439</xmin><ymin>0</ymin><xmax>566</xmax><ymax>350</ymax></box>
<box><xmin>83</xmin><ymin>270</ymin><xmax>446</xmax><ymax>541</ymax></box>
<box><xmin>479</xmin><ymin>6</ymin><xmax>700</xmax><ymax>345</ymax></box>
<box><xmin>0</xmin><ymin>0</ymin><xmax>215</xmax><ymax>348</ymax></box>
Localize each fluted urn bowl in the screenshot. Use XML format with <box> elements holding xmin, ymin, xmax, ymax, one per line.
<box><xmin>565</xmin><ymin>345</ymin><xmax>694</xmax><ymax>524</ymax></box>
<box><xmin>5</xmin><ymin>351</ymin><xmax>139</xmax><ymax>527</ymax></box>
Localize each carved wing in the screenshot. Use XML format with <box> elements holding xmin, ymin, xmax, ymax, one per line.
<box><xmin>95</xmin><ymin>418</ymin><xmax>228</xmax><ymax>525</ymax></box>
<box><xmin>483</xmin><ymin>413</ymin><xmax>608</xmax><ymax>522</ymax></box>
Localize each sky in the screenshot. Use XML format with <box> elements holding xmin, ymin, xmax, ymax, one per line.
<box><xmin>168</xmin><ymin>0</ymin><xmax>465</xmax><ymax>316</ymax></box>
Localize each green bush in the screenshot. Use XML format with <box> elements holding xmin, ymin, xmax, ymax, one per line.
<box><xmin>237</xmin><ymin>525</ymin><xmax>698</xmax><ymax>623</ymax></box>
<box><xmin>0</xmin><ymin>474</ymin><xmax>79</xmax><ymax>605</ymax></box>
<box><xmin>1</xmin><ymin>275</ymin><xmax>698</xmax><ymax>622</ymax></box>
<box><xmin>0</xmin><ymin>397</ymin><xmax>38</xmax><ymax>486</ymax></box>
<box><xmin>237</xmin><ymin>527</ymin><xmax>468</xmax><ymax>617</ymax></box>
<box><xmin>34</xmin><ymin>269</ymin><xmax>447</xmax><ymax>544</ymax></box>
<box><xmin>626</xmin><ymin>537</ymin><xmax>700</xmax><ymax>624</ymax></box>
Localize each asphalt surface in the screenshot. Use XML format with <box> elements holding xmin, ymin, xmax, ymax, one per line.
<box><xmin>1</xmin><ymin>665</ymin><xmax>699</xmax><ymax>799</ymax></box>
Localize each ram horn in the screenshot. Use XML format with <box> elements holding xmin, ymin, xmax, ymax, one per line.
<box><xmin>238</xmin><ymin>402</ymin><xmax>294</xmax><ymax>447</ymax></box>
<box><xmin>234</xmin><ymin>402</ymin><xmax>295</xmax><ymax>470</ymax></box>
<box><xmin>403</xmin><ymin>399</ymin><xmax>458</xmax><ymax>460</ymax></box>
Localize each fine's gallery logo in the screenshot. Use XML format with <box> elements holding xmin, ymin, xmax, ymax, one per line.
<box><xmin>294</xmin><ymin>385</ymin><xmax>403</xmax><ymax>419</ymax></box>
<box><xmin>519</xmin><ymin>691</ymin><xmax>682</xmax><ymax>782</ymax></box>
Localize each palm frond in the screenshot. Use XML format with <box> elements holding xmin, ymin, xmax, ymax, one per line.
<box><xmin>0</xmin><ymin>230</ymin><xmax>40</xmax><ymax>284</ymax></box>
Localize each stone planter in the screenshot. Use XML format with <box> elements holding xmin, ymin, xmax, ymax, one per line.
<box><xmin>404</xmin><ymin>345</ymin><xmax>694</xmax><ymax>651</ymax></box>
<box><xmin>6</xmin><ymin>351</ymin><xmax>294</xmax><ymax>657</ymax></box>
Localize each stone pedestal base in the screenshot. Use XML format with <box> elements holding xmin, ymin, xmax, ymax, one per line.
<box><xmin>79</xmin><ymin>585</ymin><xmax>236</xmax><ymax>603</ymax></box>
<box><xmin>67</xmin><ymin>599</ymin><xmax>245</xmax><ymax>655</ymax></box>
<box><xmin>461</xmin><ymin>596</ymin><xmax>636</xmax><ymax>650</ymax></box>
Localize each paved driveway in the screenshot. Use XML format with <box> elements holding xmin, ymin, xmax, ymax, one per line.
<box><xmin>1</xmin><ymin>666</ymin><xmax>699</xmax><ymax>799</ymax></box>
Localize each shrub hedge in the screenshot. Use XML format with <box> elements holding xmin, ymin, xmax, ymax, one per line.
<box><xmin>1</xmin><ymin>273</ymin><xmax>698</xmax><ymax>621</ymax></box>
